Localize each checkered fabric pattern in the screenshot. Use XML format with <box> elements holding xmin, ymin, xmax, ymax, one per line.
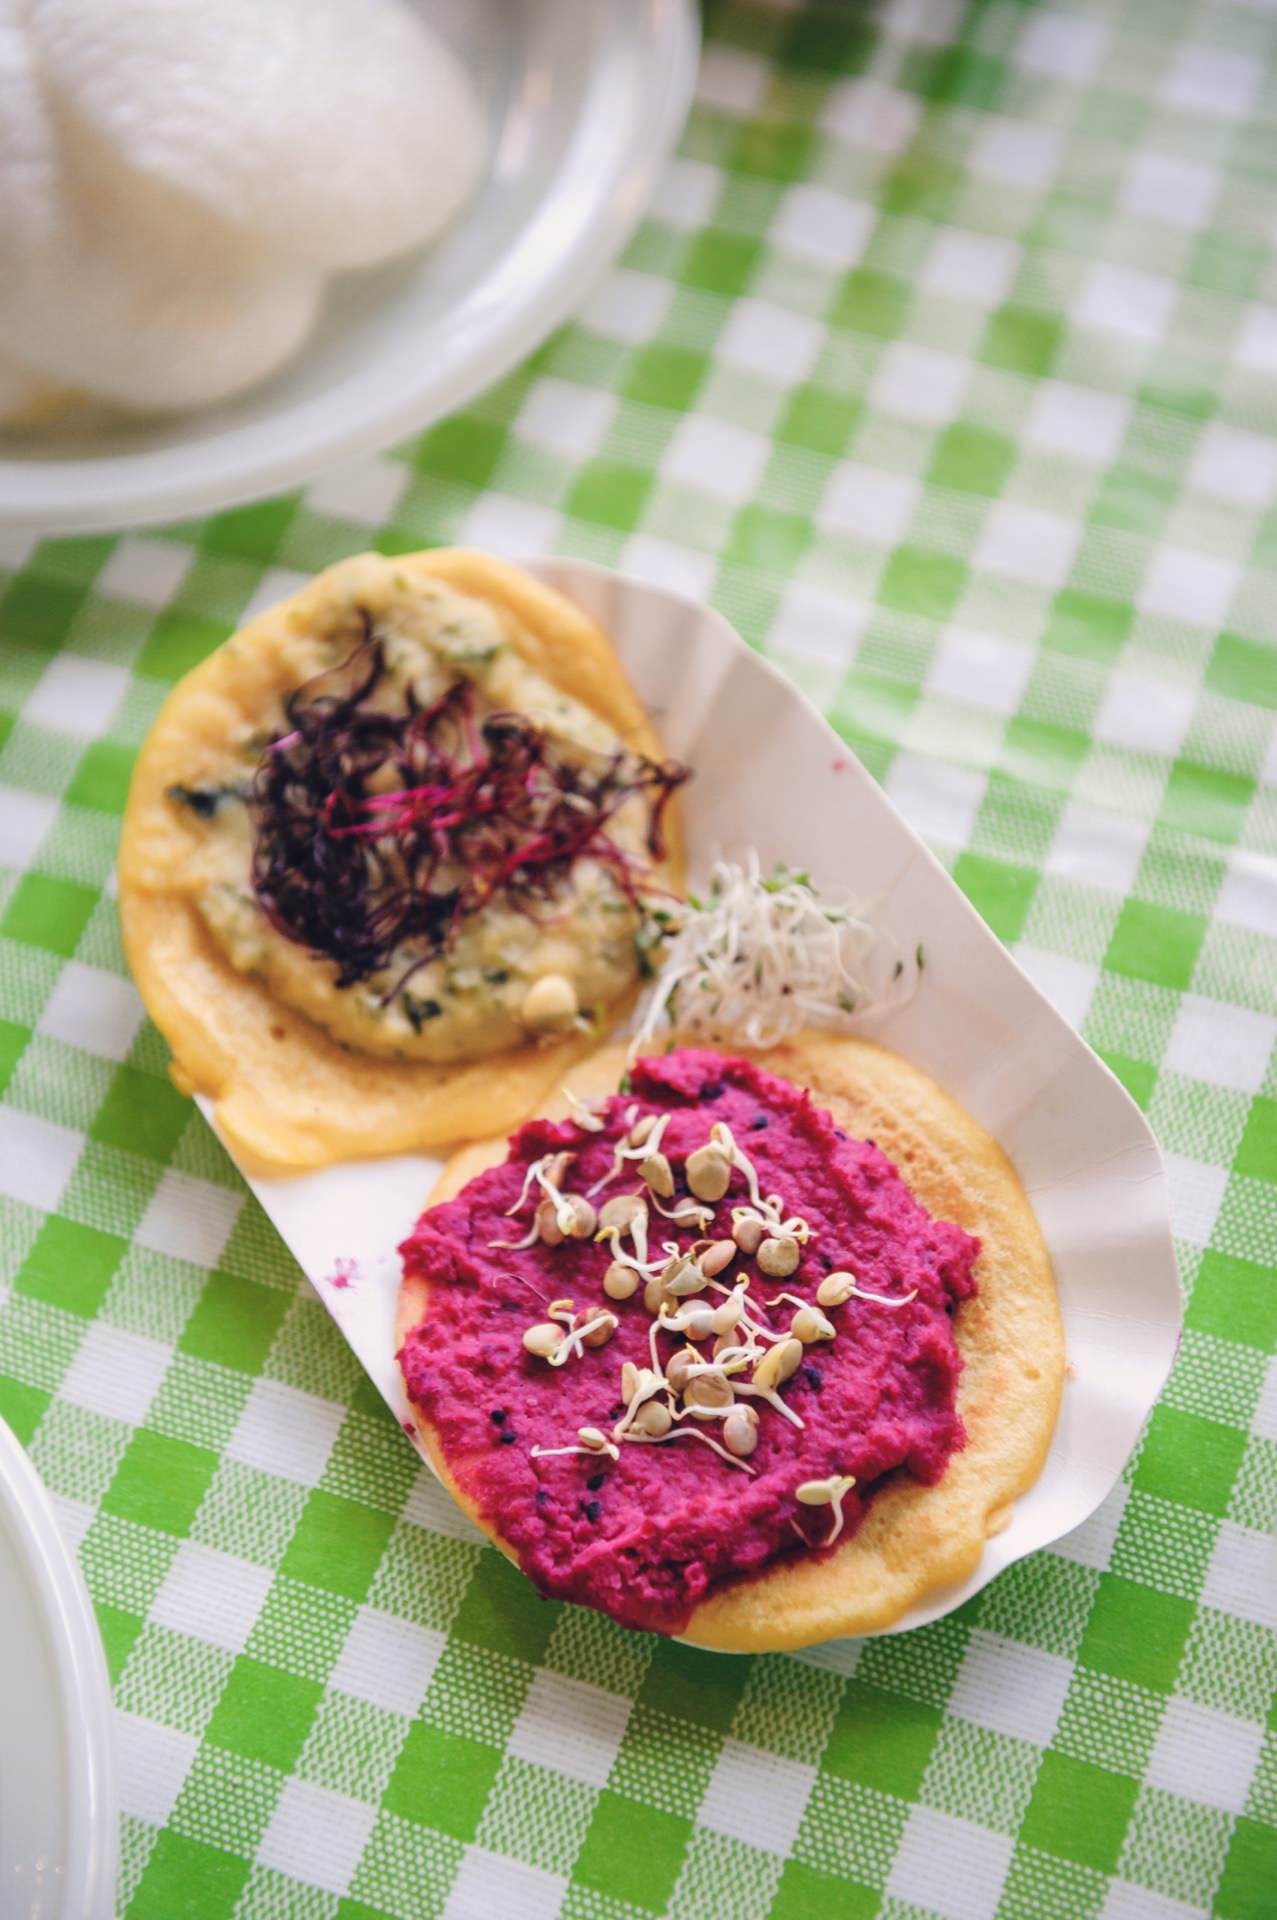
<box><xmin>1</xmin><ymin>0</ymin><xmax>1275</xmax><ymax>1914</ymax></box>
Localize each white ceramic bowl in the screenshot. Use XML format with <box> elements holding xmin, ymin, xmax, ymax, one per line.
<box><xmin>0</xmin><ymin>1416</ymin><xmax>117</xmax><ymax>1920</ymax></box>
<box><xmin>0</xmin><ymin>0</ymin><xmax>698</xmax><ymax>534</ymax></box>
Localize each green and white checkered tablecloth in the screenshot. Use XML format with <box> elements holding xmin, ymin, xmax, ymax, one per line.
<box><xmin>2</xmin><ymin>0</ymin><xmax>1275</xmax><ymax>1914</ymax></box>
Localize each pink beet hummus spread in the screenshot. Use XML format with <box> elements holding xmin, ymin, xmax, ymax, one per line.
<box><xmin>398</xmin><ymin>1050</ymin><xmax>978</xmax><ymax>1635</ymax></box>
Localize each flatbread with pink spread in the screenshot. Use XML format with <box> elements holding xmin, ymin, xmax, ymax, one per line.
<box><xmin>397</xmin><ymin>1034</ymin><xmax>1062</xmax><ymax>1651</ymax></box>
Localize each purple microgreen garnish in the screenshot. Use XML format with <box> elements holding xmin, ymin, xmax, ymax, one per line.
<box><xmin>245</xmin><ymin>622</ymin><xmax>687</xmax><ymax>1002</ymax></box>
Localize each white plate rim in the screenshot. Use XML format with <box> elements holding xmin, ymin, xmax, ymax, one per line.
<box><xmin>0</xmin><ymin>1415</ymin><xmax>118</xmax><ymax>1920</ymax></box>
<box><xmin>0</xmin><ymin>0</ymin><xmax>700</xmax><ymax>533</ymax></box>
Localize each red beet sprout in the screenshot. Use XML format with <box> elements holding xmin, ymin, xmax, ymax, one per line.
<box><xmin>248</xmin><ymin>626</ymin><xmax>687</xmax><ymax>1001</ymax></box>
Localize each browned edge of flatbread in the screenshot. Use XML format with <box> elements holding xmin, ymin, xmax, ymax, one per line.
<box><xmin>396</xmin><ymin>1035</ymin><xmax>1064</xmax><ymax>1652</ymax></box>
<box><xmin>118</xmin><ymin>550</ymin><xmax>682</xmax><ymax>1172</ymax></box>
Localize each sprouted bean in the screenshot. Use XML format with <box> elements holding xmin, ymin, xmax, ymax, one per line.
<box><xmin>515</xmin><ymin>1115</ymin><xmax>877</xmax><ymax>1520</ymax></box>
<box><xmin>795</xmin><ymin>1472</ymin><xmax>858</xmax><ymax>1544</ymax></box>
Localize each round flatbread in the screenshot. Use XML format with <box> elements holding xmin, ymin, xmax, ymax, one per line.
<box><xmin>398</xmin><ymin>1035</ymin><xmax>1064</xmax><ymax>1651</ymax></box>
<box><xmin>119</xmin><ymin>551</ymin><xmax>682</xmax><ymax>1170</ymax></box>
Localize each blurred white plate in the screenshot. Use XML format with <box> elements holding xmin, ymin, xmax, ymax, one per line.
<box><xmin>0</xmin><ymin>0</ymin><xmax>699</xmax><ymax>533</ymax></box>
<box><xmin>197</xmin><ymin>559</ymin><xmax>1183</xmax><ymax>1650</ymax></box>
<box><xmin>0</xmin><ymin>1416</ymin><xmax>117</xmax><ymax>1919</ymax></box>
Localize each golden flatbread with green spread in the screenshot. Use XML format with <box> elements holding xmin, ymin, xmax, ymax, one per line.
<box><xmin>119</xmin><ymin>550</ymin><xmax>683</xmax><ymax>1169</ymax></box>
<box><xmin>397</xmin><ymin>1035</ymin><xmax>1063</xmax><ymax>1651</ymax></box>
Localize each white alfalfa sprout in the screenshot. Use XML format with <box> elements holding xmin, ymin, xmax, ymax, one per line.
<box><xmin>842</xmin><ymin>1281</ymin><xmax>918</xmax><ymax>1308</ymax></box>
<box><xmin>624</xmin><ymin>1424</ymin><xmax>756</xmax><ymax>1475</ymax></box>
<box><xmin>647</xmin><ymin>1191</ymin><xmax>714</xmax><ymax>1231</ymax></box>
<box><xmin>561</xmin><ymin>1087</ymin><xmax>608</xmax><ymax>1132</ymax></box>
<box><xmin>734</xmin><ymin>1378</ymin><xmax>804</xmax><ymax>1430</ymax></box>
<box><xmin>532</xmin><ymin>1427</ymin><xmax>620</xmax><ymax>1463</ymax></box>
<box><xmin>631</xmin><ymin>854</ymin><xmax>918</xmax><ymax>1053</ymax></box>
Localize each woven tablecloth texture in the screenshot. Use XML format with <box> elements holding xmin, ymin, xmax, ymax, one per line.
<box><xmin>1</xmin><ymin>1</ymin><xmax>1275</xmax><ymax>1915</ymax></box>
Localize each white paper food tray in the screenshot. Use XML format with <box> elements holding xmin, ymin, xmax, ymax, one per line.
<box><xmin>199</xmin><ymin>558</ymin><xmax>1182</xmax><ymax>1648</ymax></box>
